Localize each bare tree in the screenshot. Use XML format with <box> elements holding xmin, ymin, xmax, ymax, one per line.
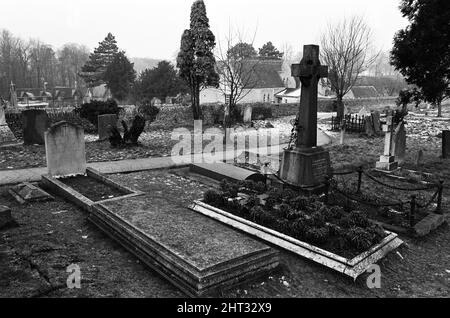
<box><xmin>216</xmin><ymin>27</ymin><xmax>260</xmax><ymax>128</ymax></box>
<box><xmin>320</xmin><ymin>16</ymin><xmax>379</xmax><ymax>119</ymax></box>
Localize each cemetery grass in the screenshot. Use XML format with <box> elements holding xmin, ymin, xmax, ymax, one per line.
<box><xmin>1</xmin><ymin>169</ymin><xmax>449</xmax><ymax>297</ymax></box>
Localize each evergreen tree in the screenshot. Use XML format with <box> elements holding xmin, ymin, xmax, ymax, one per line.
<box><xmin>104</xmin><ymin>51</ymin><xmax>136</xmax><ymax>101</ymax></box>
<box><xmin>391</xmin><ymin>0</ymin><xmax>450</xmax><ymax>117</ymax></box>
<box><xmin>258</xmin><ymin>42</ymin><xmax>283</xmax><ymax>60</ymax></box>
<box><xmin>135</xmin><ymin>61</ymin><xmax>188</xmax><ymax>101</ymax></box>
<box><xmin>80</xmin><ymin>33</ymin><xmax>119</xmax><ymax>87</ymax></box>
<box><xmin>177</xmin><ymin>0</ymin><xmax>219</xmax><ymax>120</ymax></box>
<box><xmin>227</xmin><ymin>42</ymin><xmax>257</xmax><ymax>60</ymax></box>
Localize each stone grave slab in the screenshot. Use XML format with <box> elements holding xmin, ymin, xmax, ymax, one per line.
<box><xmin>0</xmin><ymin>205</ymin><xmax>14</xmax><ymax>230</ymax></box>
<box><xmin>91</xmin><ymin>195</ymin><xmax>279</xmax><ymax>296</ymax></box>
<box><xmin>9</xmin><ymin>182</ymin><xmax>54</xmax><ymax>204</ymax></box>
<box><xmin>98</xmin><ymin>114</ymin><xmax>117</xmax><ymax>141</ymax></box>
<box><xmin>45</xmin><ymin>121</ymin><xmax>86</xmax><ymax>177</ymax></box>
<box><xmin>190</xmin><ymin>163</ymin><xmax>266</xmax><ymax>183</ymax></box>
<box><xmin>243</xmin><ymin>105</ymin><xmax>252</xmax><ymax>123</ymax></box>
<box><xmin>22</xmin><ymin>109</ymin><xmax>51</xmax><ymax>145</ymax></box>
<box><xmin>443</xmin><ymin>130</ymin><xmax>450</xmax><ymax>159</ymax></box>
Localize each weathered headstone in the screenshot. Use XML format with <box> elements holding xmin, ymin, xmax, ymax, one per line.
<box><xmin>279</xmin><ymin>45</ymin><xmax>330</xmax><ymax>188</ymax></box>
<box><xmin>0</xmin><ymin>205</ymin><xmax>14</xmax><ymax>230</ymax></box>
<box><xmin>443</xmin><ymin>130</ymin><xmax>450</xmax><ymax>159</ymax></box>
<box><xmin>364</xmin><ymin>116</ymin><xmax>375</xmax><ymax>137</ymax></box>
<box><xmin>416</xmin><ymin>149</ymin><xmax>424</xmax><ymax>167</ymax></box>
<box><xmin>372</xmin><ymin>111</ymin><xmax>381</xmax><ymax>135</ymax></box>
<box><xmin>45</xmin><ymin>121</ymin><xmax>86</xmax><ymax>177</ymax></box>
<box><xmin>9</xmin><ymin>182</ymin><xmax>54</xmax><ymax>204</ymax></box>
<box><xmin>98</xmin><ymin>114</ymin><xmax>117</xmax><ymax>141</ymax></box>
<box><xmin>392</xmin><ymin>121</ymin><xmax>406</xmax><ymax>165</ymax></box>
<box><xmin>243</xmin><ymin>105</ymin><xmax>252</xmax><ymax>123</ymax></box>
<box><xmin>376</xmin><ymin>114</ymin><xmax>398</xmax><ymax>171</ymax></box>
<box><xmin>22</xmin><ymin>109</ymin><xmax>51</xmax><ymax>145</ymax></box>
<box><xmin>0</xmin><ymin>106</ymin><xmax>18</xmax><ymax>146</ymax></box>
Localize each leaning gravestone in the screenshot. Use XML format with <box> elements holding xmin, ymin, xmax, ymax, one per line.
<box><xmin>98</xmin><ymin>114</ymin><xmax>117</xmax><ymax>141</ymax></box>
<box><xmin>371</xmin><ymin>111</ymin><xmax>381</xmax><ymax>135</ymax></box>
<box><xmin>392</xmin><ymin>122</ymin><xmax>406</xmax><ymax>165</ymax></box>
<box><xmin>45</xmin><ymin>121</ymin><xmax>86</xmax><ymax>177</ymax></box>
<box><xmin>243</xmin><ymin>105</ymin><xmax>252</xmax><ymax>123</ymax></box>
<box><xmin>23</xmin><ymin>109</ymin><xmax>51</xmax><ymax>145</ymax></box>
<box><xmin>443</xmin><ymin>130</ymin><xmax>450</xmax><ymax>159</ymax></box>
<box><xmin>0</xmin><ymin>106</ymin><xmax>18</xmax><ymax>146</ymax></box>
<box><xmin>364</xmin><ymin>116</ymin><xmax>375</xmax><ymax>137</ymax></box>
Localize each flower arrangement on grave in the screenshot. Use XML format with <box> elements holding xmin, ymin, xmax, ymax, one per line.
<box><xmin>202</xmin><ymin>180</ymin><xmax>387</xmax><ymax>257</ymax></box>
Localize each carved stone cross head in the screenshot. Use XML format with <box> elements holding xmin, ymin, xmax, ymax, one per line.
<box><xmin>291</xmin><ymin>45</ymin><xmax>328</xmax><ymax>87</ymax></box>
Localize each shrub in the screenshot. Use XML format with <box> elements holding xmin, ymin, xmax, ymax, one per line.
<box><xmin>220</xmin><ymin>179</ymin><xmax>240</xmax><ymax>198</ymax></box>
<box><xmin>345</xmin><ymin>227</ymin><xmax>374</xmax><ymax>251</ymax></box>
<box><xmin>305</xmin><ymin>227</ymin><xmax>330</xmax><ymax>245</ymax></box>
<box><xmin>138</xmin><ymin>101</ymin><xmax>160</xmax><ymax>123</ymax></box>
<box><xmin>251</xmin><ymin>104</ymin><xmax>273</xmax><ymax>120</ymax></box>
<box><xmin>204</xmin><ymin>190</ymin><xmax>225</xmax><ymax>207</ymax></box>
<box><xmin>76</xmin><ymin>99</ymin><xmax>120</xmax><ymax>128</ymax></box>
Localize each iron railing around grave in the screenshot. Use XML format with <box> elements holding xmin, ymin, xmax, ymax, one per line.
<box><xmin>324</xmin><ymin>167</ymin><xmax>445</xmax><ymax>228</ymax></box>
<box><xmin>330</xmin><ymin>114</ymin><xmax>366</xmax><ymax>133</ymax></box>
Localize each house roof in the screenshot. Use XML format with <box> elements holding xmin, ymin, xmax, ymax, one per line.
<box><xmin>275</xmin><ymin>88</ymin><xmax>300</xmax><ymax>98</ymax></box>
<box><xmin>350</xmin><ymin>86</ymin><xmax>379</xmax><ymax>99</ymax></box>
<box><xmin>240</xmin><ymin>59</ymin><xmax>285</xmax><ymax>89</ymax></box>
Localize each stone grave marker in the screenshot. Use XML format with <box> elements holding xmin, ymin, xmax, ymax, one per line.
<box><xmin>0</xmin><ymin>105</ymin><xmax>18</xmax><ymax>146</ymax></box>
<box><xmin>416</xmin><ymin>149</ymin><xmax>424</xmax><ymax>167</ymax></box>
<box><xmin>0</xmin><ymin>205</ymin><xmax>14</xmax><ymax>230</ymax></box>
<box><xmin>371</xmin><ymin>111</ymin><xmax>381</xmax><ymax>135</ymax></box>
<box><xmin>376</xmin><ymin>114</ymin><xmax>398</xmax><ymax>171</ymax></box>
<box><xmin>279</xmin><ymin>44</ymin><xmax>330</xmax><ymax>188</ymax></box>
<box><xmin>45</xmin><ymin>121</ymin><xmax>86</xmax><ymax>177</ymax></box>
<box><xmin>364</xmin><ymin>116</ymin><xmax>375</xmax><ymax>137</ymax></box>
<box><xmin>392</xmin><ymin>121</ymin><xmax>406</xmax><ymax>165</ymax></box>
<box><xmin>9</xmin><ymin>182</ymin><xmax>54</xmax><ymax>204</ymax></box>
<box><xmin>23</xmin><ymin>109</ymin><xmax>51</xmax><ymax>145</ymax></box>
<box><xmin>98</xmin><ymin>114</ymin><xmax>118</xmax><ymax>141</ymax></box>
<box><xmin>443</xmin><ymin>130</ymin><xmax>450</xmax><ymax>159</ymax></box>
<box><xmin>243</xmin><ymin>105</ymin><xmax>252</xmax><ymax>123</ymax></box>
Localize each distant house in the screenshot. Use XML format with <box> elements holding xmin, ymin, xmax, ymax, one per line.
<box><xmin>344</xmin><ymin>86</ymin><xmax>379</xmax><ymax>99</ymax></box>
<box><xmin>200</xmin><ymin>59</ymin><xmax>286</xmax><ymax>105</ymax></box>
<box><xmin>83</xmin><ymin>84</ymin><xmax>112</xmax><ymax>103</ymax></box>
<box><xmin>53</xmin><ymin>87</ymin><xmax>83</xmax><ymax>104</ymax></box>
<box><xmin>275</xmin><ymin>86</ymin><xmax>333</xmax><ymax>104</ymax></box>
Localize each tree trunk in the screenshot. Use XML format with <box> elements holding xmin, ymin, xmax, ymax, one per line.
<box><xmin>336</xmin><ymin>96</ymin><xmax>345</xmax><ymax>121</ymax></box>
<box><xmin>437</xmin><ymin>102</ymin><xmax>442</xmax><ymax>117</ymax></box>
<box><xmin>223</xmin><ymin>102</ymin><xmax>231</xmax><ymax>128</ymax></box>
<box><xmin>192</xmin><ymin>86</ymin><xmax>203</xmax><ymax>120</ymax></box>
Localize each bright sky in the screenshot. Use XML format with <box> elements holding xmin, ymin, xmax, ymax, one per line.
<box><xmin>1</xmin><ymin>0</ymin><xmax>408</xmax><ymax>59</ymax></box>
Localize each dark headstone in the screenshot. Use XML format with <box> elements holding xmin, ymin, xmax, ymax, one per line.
<box><xmin>98</xmin><ymin>114</ymin><xmax>117</xmax><ymax>141</ymax></box>
<box><xmin>0</xmin><ymin>205</ymin><xmax>14</xmax><ymax>230</ymax></box>
<box><xmin>371</xmin><ymin>111</ymin><xmax>381</xmax><ymax>135</ymax></box>
<box><xmin>393</xmin><ymin>122</ymin><xmax>407</xmax><ymax>165</ymax></box>
<box><xmin>364</xmin><ymin>116</ymin><xmax>375</xmax><ymax>137</ymax></box>
<box><xmin>22</xmin><ymin>109</ymin><xmax>51</xmax><ymax>145</ymax></box>
<box><xmin>443</xmin><ymin>130</ymin><xmax>450</xmax><ymax>159</ymax></box>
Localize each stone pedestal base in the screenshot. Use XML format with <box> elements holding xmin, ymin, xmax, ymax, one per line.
<box><xmin>279</xmin><ymin>147</ymin><xmax>331</xmax><ymax>188</ymax></box>
<box><xmin>376</xmin><ymin>155</ymin><xmax>398</xmax><ymax>171</ymax></box>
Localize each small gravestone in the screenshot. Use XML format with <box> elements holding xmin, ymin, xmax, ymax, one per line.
<box><xmin>45</xmin><ymin>121</ymin><xmax>86</xmax><ymax>177</ymax></box>
<box><xmin>443</xmin><ymin>130</ymin><xmax>450</xmax><ymax>159</ymax></box>
<box><xmin>243</xmin><ymin>105</ymin><xmax>252</xmax><ymax>123</ymax></box>
<box><xmin>9</xmin><ymin>182</ymin><xmax>54</xmax><ymax>204</ymax></box>
<box><xmin>358</xmin><ymin>106</ymin><xmax>370</xmax><ymax>117</ymax></box>
<box><xmin>23</xmin><ymin>109</ymin><xmax>51</xmax><ymax>145</ymax></box>
<box><xmin>0</xmin><ymin>205</ymin><xmax>14</xmax><ymax>230</ymax></box>
<box><xmin>0</xmin><ymin>106</ymin><xmax>18</xmax><ymax>146</ymax></box>
<box><xmin>98</xmin><ymin>114</ymin><xmax>117</xmax><ymax>141</ymax></box>
<box><xmin>393</xmin><ymin>122</ymin><xmax>406</xmax><ymax>165</ymax></box>
<box><xmin>364</xmin><ymin>116</ymin><xmax>375</xmax><ymax>137</ymax></box>
<box><xmin>371</xmin><ymin>111</ymin><xmax>381</xmax><ymax>135</ymax></box>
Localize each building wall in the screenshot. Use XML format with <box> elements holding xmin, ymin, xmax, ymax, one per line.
<box><xmin>201</xmin><ymin>87</ymin><xmax>285</xmax><ymax>105</ymax></box>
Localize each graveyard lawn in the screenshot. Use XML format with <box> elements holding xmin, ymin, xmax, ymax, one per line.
<box><xmin>1</xmin><ymin>169</ymin><xmax>449</xmax><ymax>298</ymax></box>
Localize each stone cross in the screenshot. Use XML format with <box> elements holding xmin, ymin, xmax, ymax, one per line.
<box><xmin>291</xmin><ymin>45</ymin><xmax>328</xmax><ymax>148</ymax></box>
<box><xmin>382</xmin><ymin>114</ymin><xmax>395</xmax><ymax>156</ymax></box>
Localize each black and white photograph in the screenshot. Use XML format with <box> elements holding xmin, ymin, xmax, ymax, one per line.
<box><xmin>0</xmin><ymin>0</ymin><xmax>449</xmax><ymax>305</ymax></box>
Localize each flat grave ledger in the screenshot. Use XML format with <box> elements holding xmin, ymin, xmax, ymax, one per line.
<box><xmin>9</xmin><ymin>182</ymin><xmax>54</xmax><ymax>204</ymax></box>
<box><xmin>190</xmin><ymin>163</ymin><xmax>266</xmax><ymax>183</ymax></box>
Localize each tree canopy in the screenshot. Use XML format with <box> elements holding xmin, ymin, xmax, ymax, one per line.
<box><xmin>258</xmin><ymin>42</ymin><xmax>283</xmax><ymax>60</ymax></box>
<box><xmin>391</xmin><ymin>0</ymin><xmax>450</xmax><ymax>116</ymax></box>
<box><xmin>227</xmin><ymin>42</ymin><xmax>257</xmax><ymax>60</ymax></box>
<box><xmin>177</xmin><ymin>0</ymin><xmax>219</xmax><ymax>119</ymax></box>
<box><xmin>104</xmin><ymin>51</ymin><xmax>136</xmax><ymax>101</ymax></box>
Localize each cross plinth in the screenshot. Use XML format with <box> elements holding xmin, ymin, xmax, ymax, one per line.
<box><xmin>279</xmin><ymin>45</ymin><xmax>331</xmax><ymax>190</ymax></box>
<box><xmin>291</xmin><ymin>45</ymin><xmax>328</xmax><ymax>148</ymax></box>
<box><xmin>376</xmin><ymin>113</ymin><xmax>399</xmax><ymax>171</ymax></box>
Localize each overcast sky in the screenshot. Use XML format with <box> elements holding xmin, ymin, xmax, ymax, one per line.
<box><xmin>1</xmin><ymin>0</ymin><xmax>408</xmax><ymax>59</ymax></box>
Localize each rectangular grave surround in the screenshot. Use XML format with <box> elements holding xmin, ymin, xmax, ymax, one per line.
<box><xmin>41</xmin><ymin>167</ymin><xmax>144</xmax><ymax>212</ymax></box>
<box><xmin>90</xmin><ymin>195</ymin><xmax>279</xmax><ymax>296</ymax></box>
<box><xmin>190</xmin><ymin>201</ymin><xmax>404</xmax><ymax>280</ymax></box>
